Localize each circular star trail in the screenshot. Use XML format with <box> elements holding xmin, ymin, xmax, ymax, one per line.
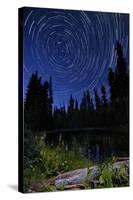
<box><xmin>23</xmin><ymin>8</ymin><xmax>129</xmax><ymax>107</ymax></box>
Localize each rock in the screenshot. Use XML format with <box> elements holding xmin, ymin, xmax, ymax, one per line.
<box><xmin>30</xmin><ymin>176</ymin><xmax>57</xmax><ymax>192</ymax></box>
<box><xmin>30</xmin><ymin>160</ymin><xmax>129</xmax><ymax>192</ymax></box>
<box><xmin>113</xmin><ymin>160</ymin><xmax>129</xmax><ymax>169</ymax></box>
<box><xmin>27</xmin><ymin>189</ymin><xmax>34</xmax><ymax>193</ymax></box>
<box><xmin>30</xmin><ymin>180</ymin><xmax>48</xmax><ymax>192</ymax></box>
<box><xmin>88</xmin><ymin>165</ymin><xmax>100</xmax><ymax>184</ymax></box>
<box><xmin>54</xmin><ymin>168</ymin><xmax>88</xmax><ymax>189</ymax></box>
<box><xmin>63</xmin><ymin>184</ymin><xmax>85</xmax><ymax>190</ymax></box>
<box><xmin>115</xmin><ymin>157</ymin><xmax>129</xmax><ymax>162</ymax></box>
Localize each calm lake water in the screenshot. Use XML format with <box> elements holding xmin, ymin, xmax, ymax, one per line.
<box><xmin>45</xmin><ymin>128</ymin><xmax>129</xmax><ymax>161</ymax></box>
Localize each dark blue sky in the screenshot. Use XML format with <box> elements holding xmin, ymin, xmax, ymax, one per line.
<box><xmin>23</xmin><ymin>7</ymin><xmax>129</xmax><ymax>108</ymax></box>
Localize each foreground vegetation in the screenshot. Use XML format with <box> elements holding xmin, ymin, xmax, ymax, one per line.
<box><xmin>24</xmin><ymin>135</ymin><xmax>129</xmax><ymax>192</ymax></box>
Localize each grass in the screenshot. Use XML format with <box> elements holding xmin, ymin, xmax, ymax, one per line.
<box><xmin>23</xmin><ymin>134</ymin><xmax>129</xmax><ymax>192</ymax></box>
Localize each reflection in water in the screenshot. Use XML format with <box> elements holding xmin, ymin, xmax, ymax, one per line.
<box><xmin>96</xmin><ymin>144</ymin><xmax>100</xmax><ymax>161</ymax></box>
<box><xmin>45</xmin><ymin>129</ymin><xmax>129</xmax><ymax>161</ymax></box>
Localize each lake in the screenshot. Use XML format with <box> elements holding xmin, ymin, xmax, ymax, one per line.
<box><xmin>45</xmin><ymin>127</ymin><xmax>129</xmax><ymax>161</ymax></box>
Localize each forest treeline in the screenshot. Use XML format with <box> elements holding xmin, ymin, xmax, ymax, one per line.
<box><xmin>24</xmin><ymin>42</ymin><xmax>129</xmax><ymax>131</ymax></box>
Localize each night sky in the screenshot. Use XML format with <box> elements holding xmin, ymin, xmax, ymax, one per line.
<box><xmin>23</xmin><ymin>7</ymin><xmax>129</xmax><ymax>108</ymax></box>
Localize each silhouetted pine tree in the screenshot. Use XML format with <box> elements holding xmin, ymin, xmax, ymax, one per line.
<box><xmin>86</xmin><ymin>90</ymin><xmax>91</xmax><ymax>109</ymax></box>
<box><xmin>25</xmin><ymin>71</ymin><xmax>43</xmax><ymax>131</ymax></box>
<box><xmin>115</xmin><ymin>42</ymin><xmax>129</xmax><ymax>99</ymax></box>
<box><xmin>108</xmin><ymin>41</ymin><xmax>129</xmax><ymax>125</ymax></box>
<box><xmin>94</xmin><ymin>89</ymin><xmax>101</xmax><ymax>110</ymax></box>
<box><xmin>80</xmin><ymin>92</ymin><xmax>87</xmax><ymax>127</ymax></box>
<box><xmin>89</xmin><ymin>98</ymin><xmax>95</xmax><ymax>126</ymax></box>
<box><xmin>108</xmin><ymin>68</ymin><xmax>115</xmax><ymax>101</ymax></box>
<box><xmin>41</xmin><ymin>81</ymin><xmax>50</xmax><ymax>130</ymax></box>
<box><xmin>75</xmin><ymin>99</ymin><xmax>78</xmax><ymax>110</ymax></box>
<box><xmin>86</xmin><ymin>90</ymin><xmax>92</xmax><ymax>126</ymax></box>
<box><xmin>94</xmin><ymin>89</ymin><xmax>102</xmax><ymax>126</ymax></box>
<box><xmin>49</xmin><ymin>76</ymin><xmax>53</xmax><ymax>104</ymax></box>
<box><xmin>62</xmin><ymin>105</ymin><xmax>67</xmax><ymax>128</ymax></box>
<box><xmin>100</xmin><ymin>85</ymin><xmax>108</xmax><ymax>126</ymax></box>
<box><xmin>25</xmin><ymin>72</ymin><xmax>54</xmax><ymax>131</ymax></box>
<box><xmin>48</xmin><ymin>77</ymin><xmax>53</xmax><ymax>129</ymax></box>
<box><xmin>90</xmin><ymin>98</ymin><xmax>94</xmax><ymax>111</ymax></box>
<box><xmin>53</xmin><ymin>107</ymin><xmax>62</xmax><ymax>129</ymax></box>
<box><xmin>67</xmin><ymin>95</ymin><xmax>74</xmax><ymax>128</ymax></box>
<box><xmin>73</xmin><ymin>99</ymin><xmax>81</xmax><ymax>128</ymax></box>
<box><xmin>108</xmin><ymin>42</ymin><xmax>129</xmax><ymax>101</ymax></box>
<box><xmin>101</xmin><ymin>85</ymin><xmax>107</xmax><ymax>106</ymax></box>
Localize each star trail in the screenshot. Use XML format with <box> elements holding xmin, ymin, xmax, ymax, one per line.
<box><xmin>23</xmin><ymin>7</ymin><xmax>129</xmax><ymax>107</ymax></box>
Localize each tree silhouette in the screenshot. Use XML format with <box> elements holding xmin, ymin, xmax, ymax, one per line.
<box><xmin>108</xmin><ymin>42</ymin><xmax>129</xmax><ymax>101</ymax></box>
<box><xmin>25</xmin><ymin>71</ymin><xmax>43</xmax><ymax>131</ymax></box>
<box><xmin>101</xmin><ymin>85</ymin><xmax>107</xmax><ymax>106</ymax></box>
<box><xmin>67</xmin><ymin>95</ymin><xmax>74</xmax><ymax>128</ymax></box>
<box><xmin>49</xmin><ymin>76</ymin><xmax>53</xmax><ymax>104</ymax></box>
<box><xmin>94</xmin><ymin>89</ymin><xmax>101</xmax><ymax>110</ymax></box>
<box><xmin>108</xmin><ymin>41</ymin><xmax>129</xmax><ymax>125</ymax></box>
<box><xmin>41</xmin><ymin>81</ymin><xmax>50</xmax><ymax>129</ymax></box>
<box><xmin>80</xmin><ymin>92</ymin><xmax>87</xmax><ymax>127</ymax></box>
<box><xmin>75</xmin><ymin>99</ymin><xmax>79</xmax><ymax>111</ymax></box>
<box><xmin>24</xmin><ymin>42</ymin><xmax>129</xmax><ymax>131</ymax></box>
<box><xmin>115</xmin><ymin>42</ymin><xmax>129</xmax><ymax>99</ymax></box>
<box><xmin>25</xmin><ymin>71</ymin><xmax>53</xmax><ymax>131</ymax></box>
<box><xmin>108</xmin><ymin>68</ymin><xmax>115</xmax><ymax>101</ymax></box>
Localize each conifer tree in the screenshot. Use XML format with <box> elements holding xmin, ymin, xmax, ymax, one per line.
<box><xmin>101</xmin><ymin>85</ymin><xmax>107</xmax><ymax>106</ymax></box>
